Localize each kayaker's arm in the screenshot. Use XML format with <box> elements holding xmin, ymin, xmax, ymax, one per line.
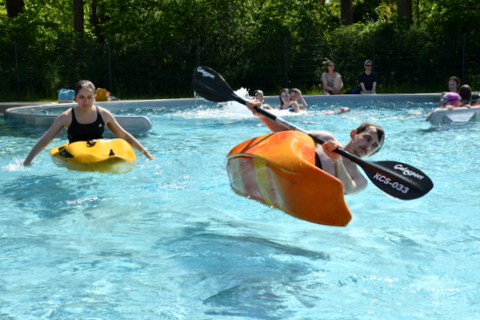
<box><xmin>322</xmin><ymin>139</ymin><xmax>367</xmax><ymax>195</ymax></box>
<box><xmin>332</xmin><ymin>157</ymin><xmax>367</xmax><ymax>195</ymax></box>
<box><xmin>246</xmin><ymin>99</ymin><xmax>290</xmax><ymax>132</ymax></box>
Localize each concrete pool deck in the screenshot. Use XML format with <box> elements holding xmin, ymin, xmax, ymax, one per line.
<box><xmin>0</xmin><ymin>102</ymin><xmax>48</xmax><ymax>114</ymax></box>
<box><xmin>1</xmin><ymin>93</ymin><xmax>441</xmax><ymax>117</ymax></box>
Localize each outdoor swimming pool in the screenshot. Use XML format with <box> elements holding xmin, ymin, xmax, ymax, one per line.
<box><xmin>1</xmin><ymin>95</ymin><xmax>479</xmax><ymax>319</ymax></box>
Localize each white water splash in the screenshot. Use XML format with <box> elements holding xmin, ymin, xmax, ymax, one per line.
<box><xmin>2</xmin><ymin>159</ymin><xmax>27</xmax><ymax>172</ymax></box>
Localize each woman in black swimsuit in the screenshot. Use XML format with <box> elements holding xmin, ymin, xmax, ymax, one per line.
<box><xmin>23</xmin><ymin>80</ymin><xmax>154</xmax><ymax>166</ymax></box>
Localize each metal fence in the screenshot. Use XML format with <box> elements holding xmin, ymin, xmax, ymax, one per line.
<box><xmin>1</xmin><ymin>32</ymin><xmax>479</xmax><ymax>101</ymax></box>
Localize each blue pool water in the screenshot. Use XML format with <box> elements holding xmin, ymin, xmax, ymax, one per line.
<box><xmin>1</xmin><ymin>97</ymin><xmax>479</xmax><ymax>319</ymax></box>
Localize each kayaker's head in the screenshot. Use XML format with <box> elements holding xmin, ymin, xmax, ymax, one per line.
<box><xmin>348</xmin><ymin>122</ymin><xmax>385</xmax><ymax>157</ymax></box>
<box><xmin>74</xmin><ymin>80</ymin><xmax>96</xmax><ymax>108</ymax></box>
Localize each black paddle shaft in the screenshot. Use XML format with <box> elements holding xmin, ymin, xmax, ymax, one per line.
<box><xmin>192</xmin><ymin>66</ymin><xmax>434</xmax><ymax>200</ymax></box>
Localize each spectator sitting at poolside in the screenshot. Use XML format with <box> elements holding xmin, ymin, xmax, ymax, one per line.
<box><xmin>458</xmin><ymin>84</ymin><xmax>472</xmax><ymax>108</ymax></box>
<box><xmin>359</xmin><ymin>60</ymin><xmax>378</xmax><ymax>94</ymax></box>
<box><xmin>321</xmin><ymin>60</ymin><xmax>343</xmax><ymax>95</ymax></box>
<box><xmin>289</xmin><ymin>88</ymin><xmax>308</xmax><ymax>109</ymax></box>
<box><xmin>471</xmin><ymin>92</ymin><xmax>480</xmax><ymax>106</ymax></box>
<box><xmin>447</xmin><ymin>76</ymin><xmax>461</xmax><ymax>92</ymax></box>
<box><xmin>252</xmin><ymin>90</ymin><xmax>272</xmax><ymax>109</ymax></box>
<box><xmin>276</xmin><ymin>88</ymin><xmax>301</xmax><ymax>113</ymax></box>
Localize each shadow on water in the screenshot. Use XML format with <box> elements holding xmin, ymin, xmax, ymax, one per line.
<box><xmin>1</xmin><ymin>174</ymin><xmax>104</xmax><ymax>219</ymax></box>
<box><xmin>159</xmin><ymin>223</ymin><xmax>330</xmax><ymax>319</ymax></box>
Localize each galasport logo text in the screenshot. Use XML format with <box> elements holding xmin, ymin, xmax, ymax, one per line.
<box><xmin>197</xmin><ymin>67</ymin><xmax>215</xmax><ymax>79</ymax></box>
<box><xmin>372</xmin><ymin>164</ymin><xmax>424</xmax><ymax>194</ymax></box>
<box><xmin>393</xmin><ymin>164</ymin><xmax>425</xmax><ymax>180</ymax></box>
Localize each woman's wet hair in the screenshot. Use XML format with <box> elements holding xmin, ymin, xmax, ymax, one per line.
<box><xmin>74</xmin><ymin>80</ymin><xmax>96</xmax><ymax>95</ymax></box>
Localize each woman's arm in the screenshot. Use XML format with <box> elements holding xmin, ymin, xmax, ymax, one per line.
<box><xmin>360</xmin><ymin>82</ymin><xmax>369</xmax><ymax>94</ymax></box>
<box><xmin>23</xmin><ymin>113</ymin><xmax>69</xmax><ymax>166</ymax></box>
<box><xmin>297</xmin><ymin>91</ymin><xmax>308</xmax><ymax>109</ymax></box>
<box><xmin>371</xmin><ymin>81</ymin><xmax>377</xmax><ymax>94</ymax></box>
<box><xmin>101</xmin><ymin>108</ymin><xmax>155</xmax><ymax>160</ymax></box>
<box><xmin>291</xmin><ymin>101</ymin><xmax>301</xmax><ymax>113</ymax></box>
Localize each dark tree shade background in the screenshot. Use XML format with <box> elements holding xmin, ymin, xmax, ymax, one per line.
<box><xmin>1</xmin><ymin>0</ymin><xmax>480</xmax><ymax>100</ymax></box>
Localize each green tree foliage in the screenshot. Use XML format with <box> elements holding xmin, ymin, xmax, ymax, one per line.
<box><xmin>0</xmin><ymin>0</ymin><xmax>480</xmax><ymax>99</ymax></box>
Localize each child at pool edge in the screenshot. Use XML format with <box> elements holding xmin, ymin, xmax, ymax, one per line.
<box><xmin>275</xmin><ymin>88</ymin><xmax>301</xmax><ymax>113</ymax></box>
<box><xmin>252</xmin><ymin>90</ymin><xmax>272</xmax><ymax>109</ymax></box>
<box><xmin>289</xmin><ymin>88</ymin><xmax>308</xmax><ymax>109</ymax></box>
<box><xmin>245</xmin><ymin>98</ymin><xmax>385</xmax><ymax>195</ymax></box>
<box><xmin>458</xmin><ymin>84</ymin><xmax>472</xmax><ymax>107</ymax></box>
<box><xmin>23</xmin><ymin>80</ymin><xmax>155</xmax><ymax>166</ymax></box>
<box><xmin>426</xmin><ymin>92</ymin><xmax>462</xmax><ymax>121</ymax></box>
<box><xmin>440</xmin><ymin>92</ymin><xmax>462</xmax><ymax>110</ymax></box>
<box><xmin>447</xmin><ymin>76</ymin><xmax>461</xmax><ymax>92</ymax></box>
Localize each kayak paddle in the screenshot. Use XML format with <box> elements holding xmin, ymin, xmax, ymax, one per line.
<box><xmin>192</xmin><ymin>66</ymin><xmax>434</xmax><ymax>200</ymax></box>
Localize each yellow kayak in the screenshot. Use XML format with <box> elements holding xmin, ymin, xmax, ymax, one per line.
<box><xmin>226</xmin><ymin>131</ymin><xmax>352</xmax><ymax>227</ymax></box>
<box><xmin>50</xmin><ymin>139</ymin><xmax>136</xmax><ymax>173</ymax></box>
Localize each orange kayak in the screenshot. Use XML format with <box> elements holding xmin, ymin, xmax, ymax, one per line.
<box><xmin>226</xmin><ymin>131</ymin><xmax>352</xmax><ymax>227</ymax></box>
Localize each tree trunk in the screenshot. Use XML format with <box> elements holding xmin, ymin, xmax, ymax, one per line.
<box><xmin>341</xmin><ymin>0</ymin><xmax>353</xmax><ymax>25</ymax></box>
<box><xmin>73</xmin><ymin>0</ymin><xmax>84</xmax><ymax>33</ymax></box>
<box><xmin>398</xmin><ymin>0</ymin><xmax>413</xmax><ymax>25</ymax></box>
<box><xmin>91</xmin><ymin>0</ymin><xmax>106</xmax><ymax>42</ymax></box>
<box><xmin>6</xmin><ymin>0</ymin><xmax>25</xmax><ymax>18</ymax></box>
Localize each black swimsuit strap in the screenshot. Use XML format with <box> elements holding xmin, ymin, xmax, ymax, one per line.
<box><xmin>315</xmin><ymin>152</ymin><xmax>323</xmax><ymax>170</ymax></box>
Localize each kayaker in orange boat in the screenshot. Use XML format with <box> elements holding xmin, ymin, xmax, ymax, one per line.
<box><xmin>245</xmin><ymin>99</ymin><xmax>385</xmax><ymax>195</ymax></box>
